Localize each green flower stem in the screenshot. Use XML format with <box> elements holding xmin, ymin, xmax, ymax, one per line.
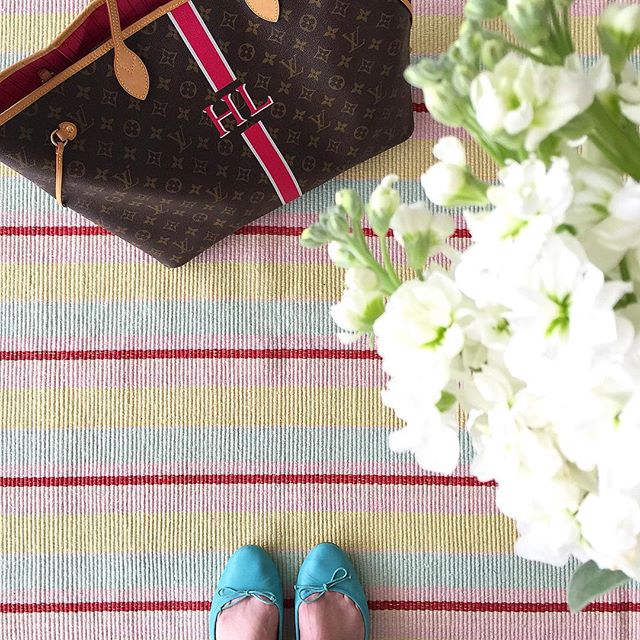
<box><xmin>561</xmin><ymin>5</ymin><xmax>575</xmax><ymax>53</ymax></box>
<box><xmin>502</xmin><ymin>40</ymin><xmax>554</xmax><ymax>65</ymax></box>
<box><xmin>620</xmin><ymin>256</ymin><xmax>632</xmax><ymax>282</ymax></box>
<box><xmin>464</xmin><ymin>116</ymin><xmax>514</xmax><ymax>167</ymax></box>
<box><xmin>349</xmin><ymin>224</ymin><xmax>400</xmax><ymax>295</ymax></box>
<box><xmin>588</xmin><ymin>99</ymin><xmax>640</xmax><ymax>180</ymax></box>
<box><xmin>379</xmin><ymin>234</ymin><xmax>402</xmax><ymax>288</ymax></box>
<box><xmin>546</xmin><ymin>0</ymin><xmax>573</xmax><ymax>58</ymax></box>
<box><xmin>480</xmin><ymin>28</ymin><xmax>554</xmax><ymax>65</ymax></box>
<box><xmin>614</xmin><ymin>257</ymin><xmax>638</xmax><ymax>310</ymax></box>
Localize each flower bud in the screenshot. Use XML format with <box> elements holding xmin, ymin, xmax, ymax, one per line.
<box><xmin>335</xmin><ymin>189</ymin><xmax>364</xmax><ymax>223</ymax></box>
<box><xmin>422</xmin><ymin>164</ymin><xmax>488</xmax><ymax>208</ymax></box>
<box><xmin>464</xmin><ymin>0</ymin><xmax>506</xmax><ymax>21</ymax></box>
<box><xmin>300</xmin><ymin>224</ymin><xmax>329</xmax><ymax>248</ymax></box>
<box><xmin>481</xmin><ymin>38</ymin><xmax>509</xmax><ymax>70</ymax></box>
<box><xmin>599</xmin><ymin>4</ymin><xmax>640</xmax><ymax>72</ymax></box>
<box><xmin>456</xmin><ymin>21</ymin><xmax>485</xmax><ymax>67</ymax></box>
<box><xmin>368</xmin><ymin>175</ymin><xmax>401</xmax><ymax>236</ymax></box>
<box><xmin>423</xmin><ymin>81</ymin><xmax>468</xmax><ymax>127</ymax></box>
<box><xmin>345</xmin><ymin>267</ymin><xmax>379</xmax><ymax>292</ymax></box>
<box><xmin>330</xmin><ymin>288</ymin><xmax>385</xmax><ymax>335</ymax></box>
<box><xmin>390</xmin><ymin>203</ymin><xmax>454</xmax><ymax>271</ymax></box>
<box><xmin>452</xmin><ymin>64</ymin><xmax>476</xmax><ymax>97</ymax></box>
<box><xmin>322</xmin><ymin>206</ymin><xmax>350</xmax><ymax>238</ymax></box>
<box><xmin>327</xmin><ymin>241</ymin><xmax>359</xmax><ymax>268</ymax></box>
<box><xmin>434</xmin><ymin>136</ymin><xmax>467</xmax><ymax>168</ymax></box>
<box><xmin>405</xmin><ymin>60</ymin><xmax>468</xmax><ymax>127</ymax></box>
<box><xmin>504</xmin><ymin>0</ymin><xmax>550</xmax><ymax>47</ymax></box>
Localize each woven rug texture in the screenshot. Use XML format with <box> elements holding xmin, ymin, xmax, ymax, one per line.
<box><xmin>0</xmin><ymin>0</ymin><xmax>639</xmax><ymax>638</ymax></box>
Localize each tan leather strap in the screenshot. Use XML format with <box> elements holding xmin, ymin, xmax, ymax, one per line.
<box><xmin>106</xmin><ymin>0</ymin><xmax>150</xmax><ymax>100</ymax></box>
<box><xmin>51</xmin><ymin>122</ymin><xmax>78</xmax><ymax>207</ymax></box>
<box><xmin>245</xmin><ymin>0</ymin><xmax>279</xmax><ymax>22</ymax></box>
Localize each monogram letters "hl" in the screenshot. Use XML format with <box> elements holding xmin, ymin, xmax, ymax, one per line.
<box><xmin>203</xmin><ymin>84</ymin><xmax>274</xmax><ymax>138</ymax></box>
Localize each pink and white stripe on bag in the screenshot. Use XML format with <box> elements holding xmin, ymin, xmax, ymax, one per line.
<box><xmin>168</xmin><ymin>1</ymin><xmax>302</xmax><ymax>205</ymax></box>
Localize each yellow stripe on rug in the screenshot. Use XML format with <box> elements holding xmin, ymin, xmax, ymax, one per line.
<box><xmin>0</xmin><ymin>386</ymin><xmax>401</xmax><ymax>428</ymax></box>
<box><xmin>0</xmin><ymin>511</ymin><xmax>517</xmax><ymax>553</ymax></box>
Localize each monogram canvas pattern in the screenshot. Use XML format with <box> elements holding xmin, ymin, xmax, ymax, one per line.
<box><xmin>0</xmin><ymin>0</ymin><xmax>413</xmax><ymax>266</ymax></box>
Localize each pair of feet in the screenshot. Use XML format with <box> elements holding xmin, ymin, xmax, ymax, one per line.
<box><xmin>213</xmin><ymin>543</ymin><xmax>367</xmax><ymax>640</ymax></box>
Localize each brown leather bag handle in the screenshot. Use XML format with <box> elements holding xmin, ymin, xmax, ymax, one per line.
<box><xmin>104</xmin><ymin>0</ymin><xmax>281</xmax><ymax>99</ymax></box>
<box><xmin>105</xmin><ymin>0</ymin><xmax>150</xmax><ymax>100</ymax></box>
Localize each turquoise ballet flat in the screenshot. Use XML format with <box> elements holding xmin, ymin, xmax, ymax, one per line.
<box><xmin>210</xmin><ymin>545</ymin><xmax>283</xmax><ymax>640</ymax></box>
<box><xmin>294</xmin><ymin>542</ymin><xmax>369</xmax><ymax>640</ymax></box>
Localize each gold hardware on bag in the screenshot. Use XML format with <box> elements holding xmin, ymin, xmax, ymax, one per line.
<box><xmin>50</xmin><ymin>121</ymin><xmax>78</xmax><ymax>207</ymax></box>
<box><xmin>37</xmin><ymin>69</ymin><xmax>54</xmax><ymax>83</ymax></box>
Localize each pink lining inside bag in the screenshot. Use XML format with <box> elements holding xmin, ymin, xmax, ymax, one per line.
<box><xmin>0</xmin><ymin>0</ymin><xmax>170</xmax><ymax>115</ymax></box>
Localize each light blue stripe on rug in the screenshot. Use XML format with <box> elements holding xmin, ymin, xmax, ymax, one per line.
<box><xmin>0</xmin><ymin>176</ymin><xmax>431</xmax><ymax>216</ymax></box>
<box><xmin>0</xmin><ymin>550</ymin><xmax>579</xmax><ymax>591</ymax></box>
<box><xmin>0</xmin><ymin>427</ymin><xmax>473</xmax><ymax>466</ymax></box>
<box><xmin>0</xmin><ymin>300</ymin><xmax>335</xmax><ymax>339</ymax></box>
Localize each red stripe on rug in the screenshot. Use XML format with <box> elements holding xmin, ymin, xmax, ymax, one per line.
<box><xmin>0</xmin><ymin>348</ymin><xmax>380</xmax><ymax>362</ymax></box>
<box><xmin>1</xmin><ymin>600</ymin><xmax>637</xmax><ymax>614</ymax></box>
<box><xmin>0</xmin><ymin>226</ymin><xmax>471</xmax><ymax>239</ymax></box>
<box><xmin>0</xmin><ymin>473</ymin><xmax>493</xmax><ymax>488</ymax></box>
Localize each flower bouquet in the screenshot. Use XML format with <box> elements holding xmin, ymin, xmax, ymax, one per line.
<box><xmin>301</xmin><ymin>1</ymin><xmax>640</xmax><ymax>610</ymax></box>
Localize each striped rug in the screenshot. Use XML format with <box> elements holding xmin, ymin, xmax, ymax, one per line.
<box><xmin>0</xmin><ymin>1</ymin><xmax>638</xmax><ymax>639</ymax></box>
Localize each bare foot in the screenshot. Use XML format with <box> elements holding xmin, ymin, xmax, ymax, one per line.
<box><xmin>215</xmin><ymin>597</ymin><xmax>279</xmax><ymax>640</ymax></box>
<box><xmin>298</xmin><ymin>592</ymin><xmax>364</xmax><ymax>640</ymax></box>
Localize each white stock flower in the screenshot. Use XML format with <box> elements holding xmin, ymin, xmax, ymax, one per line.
<box><xmin>619</xmin><ymin>63</ymin><xmax>640</xmax><ymax>124</ymax></box>
<box><xmin>421</xmin><ymin>163</ymin><xmax>466</xmax><ymax>207</ymax></box>
<box><xmin>331</xmin><ymin>267</ymin><xmax>384</xmax><ymax>342</ymax></box>
<box><xmin>374</xmin><ymin>274</ymin><xmax>465</xmax><ymax>382</ymax></box>
<box><xmin>565</xmin><ymin>158</ymin><xmax>625</xmax><ymax>271</ymax></box>
<box><xmin>487</xmin><ymin>157</ymin><xmax>574</xmax><ymax>226</ymax></box>
<box><xmin>598</xmin><ymin>395</ymin><xmax>640</xmax><ymax>491</ymax></box>
<box><xmin>470</xmin><ymin>53</ymin><xmax>596</xmax><ymax>151</ymax></box>
<box><xmin>504</xmin><ymin>235</ymin><xmax>631</xmax><ymax>393</ymax></box>
<box><xmin>514</xmin><ymin>512</ymin><xmax>582</xmax><ymax>567</ymax></box>
<box><xmin>345</xmin><ymin>266</ymin><xmax>379</xmax><ymax>292</ymax></box>
<box><xmin>600</xmin><ymin>5</ymin><xmax>640</xmax><ymax>73</ymax></box>
<box><xmin>469</xmin><ymin>404</ymin><xmax>563</xmax><ymax>484</ymax></box>
<box><xmin>390</xmin><ymin>203</ymin><xmax>454</xmax><ymax>248</ymax></box>
<box><xmin>421</xmin><ymin>137</ymin><xmax>487</xmax><ymax>207</ymax></box>
<box><xmin>601</xmin><ymin>180</ymin><xmax>640</xmax><ymax>250</ymax></box>
<box><xmin>600</xmin><ymin>3</ymin><xmax>640</xmax><ymax>38</ymax></box>
<box><xmin>577</xmin><ymin>493</ymin><xmax>640</xmax><ymax>579</ymax></box>
<box><xmin>564</xmin><ymin>53</ymin><xmax>615</xmax><ymax>97</ymax></box>
<box><xmin>455</xmin><ymin>158</ymin><xmax>573</xmax><ymax>308</ymax></box>
<box><xmin>388</xmin><ymin>404</ymin><xmax>460</xmax><ymax>474</ymax></box>
<box><xmin>433</xmin><ymin>136</ymin><xmax>466</xmax><ymax>167</ymax></box>
<box><xmin>390</xmin><ymin>203</ymin><xmax>454</xmax><ymax>270</ymax></box>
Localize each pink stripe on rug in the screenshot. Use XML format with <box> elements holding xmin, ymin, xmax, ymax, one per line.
<box><xmin>0</xmin><ymin>609</ymin><xmax>636</xmax><ymax>640</ymax></box>
<box><xmin>0</xmin><ymin>483</ymin><xmax>497</xmax><ymax>515</ymax></box>
<box><xmin>0</xmin><ymin>357</ymin><xmax>385</xmax><ymax>389</ymax></box>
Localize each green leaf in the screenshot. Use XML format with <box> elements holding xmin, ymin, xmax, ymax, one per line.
<box><xmin>567</xmin><ymin>561</ymin><xmax>630</xmax><ymax>612</ymax></box>
<box><xmin>436</xmin><ymin>391</ymin><xmax>457</xmax><ymax>413</ymax></box>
